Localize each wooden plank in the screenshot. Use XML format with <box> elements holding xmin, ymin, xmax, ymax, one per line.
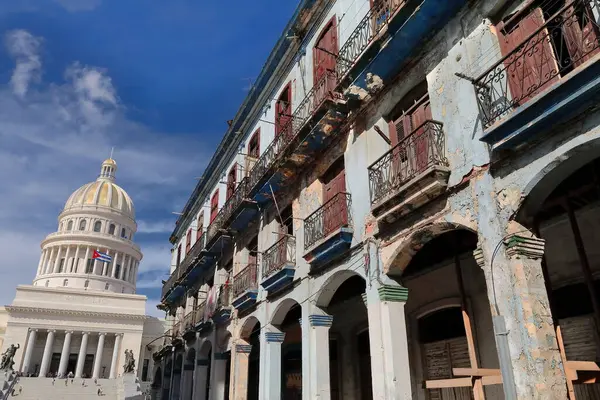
<box><xmin>557</xmin><ymin>325</ymin><xmax>578</xmax><ymax>399</ymax></box>
<box><xmin>452</xmin><ymin>368</ymin><xmax>501</xmax><ymax>377</ymax></box>
<box><xmin>481</xmin><ymin>375</ymin><xmax>503</xmax><ymax>386</ymax></box>
<box><xmin>424</xmin><ymin>377</ymin><xmax>472</xmax><ymax>389</ymax></box>
<box><xmin>567</xmin><ymin>361</ymin><xmax>600</xmax><ymax>372</ymax></box>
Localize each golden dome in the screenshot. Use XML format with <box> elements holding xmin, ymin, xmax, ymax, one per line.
<box><xmin>63</xmin><ymin>159</ymin><xmax>135</xmax><ymax>219</ymax></box>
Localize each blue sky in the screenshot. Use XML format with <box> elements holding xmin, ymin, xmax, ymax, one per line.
<box><xmin>0</xmin><ymin>0</ymin><xmax>298</xmax><ymax>316</ymax></box>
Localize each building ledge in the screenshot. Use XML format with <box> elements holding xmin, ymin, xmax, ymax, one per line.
<box><xmin>260</xmin><ymin>264</ymin><xmax>296</xmax><ymax>293</ymax></box>
<box><xmin>212</xmin><ymin>307</ymin><xmax>232</xmax><ymax>324</ymax></box>
<box><xmin>303</xmin><ymin>227</ymin><xmax>353</xmax><ymax>269</ymax></box>
<box><xmin>231</xmin><ymin>290</ymin><xmax>258</xmax><ymax>312</ymax></box>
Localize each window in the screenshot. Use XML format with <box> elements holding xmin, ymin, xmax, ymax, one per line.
<box><xmin>63</xmin><ymin>279</ymin><xmax>68</xmax><ymax>287</ymax></box>
<box><xmin>84</xmin><ymin>280</ymin><xmax>89</xmax><ymax>288</ymax></box>
<box><xmin>93</xmin><ymin>221</ymin><xmax>102</xmax><ymax>232</ymax></box>
<box><xmin>67</xmin><ymin>220</ymin><xmax>73</xmax><ymax>231</ymax></box>
<box><xmin>142</xmin><ymin>359</ymin><xmax>150</xmax><ymax>381</ymax></box>
<box><xmin>45</xmin><ymin>280</ymin><xmax>49</xmax><ymax>287</ymax></box>
<box><xmin>86</xmin><ymin>259</ymin><xmax>94</xmax><ymax>274</ymax></box>
<box><xmin>278</xmin><ymin>206</ymin><xmax>294</xmax><ymax>236</ymax></box>
<box><xmin>210</xmin><ymin>190</ymin><xmax>219</xmax><ymax>223</ymax></box>
<box><xmin>108</xmin><ymin>224</ymin><xmax>116</xmax><ymax>235</ymax></box>
<box><xmin>186</xmin><ymin>229</ymin><xmax>192</xmax><ymax>253</ymax></box>
<box><xmin>105</xmin><ymin>283</ymin><xmax>110</xmax><ymax>290</ymax></box>
<box><xmin>79</xmin><ymin>220</ymin><xmax>87</xmax><ymax>231</ymax></box>
<box><xmin>70</xmin><ymin>259</ymin><xmax>76</xmax><ymax>273</ymax></box>
<box><xmin>121</xmin><ymin>228</ymin><xmax>127</xmax><ymax>238</ymax></box>
<box><xmin>275</xmin><ymin>84</ymin><xmax>292</xmax><ymax>137</ymax></box>
<box><xmin>313</xmin><ymin>16</ymin><xmax>338</xmax><ymax>84</ymax></box>
<box><xmin>248</xmin><ymin>129</ymin><xmax>260</xmax><ymax>158</ymax></box>
<box><xmin>226</xmin><ymin>165</ymin><xmax>237</xmax><ymax>200</ymax></box>
<box><xmin>58</xmin><ymin>258</ymin><xmax>65</xmax><ymax>273</ymax></box>
<box><xmin>196</xmin><ymin>212</ymin><xmax>204</xmax><ymax>241</ymax></box>
<box><xmin>114</xmin><ymin>264</ymin><xmax>121</xmax><ymax>279</ymax></box>
<box><xmin>176</xmin><ymin>245</ymin><xmax>182</xmax><ymax>268</ymax></box>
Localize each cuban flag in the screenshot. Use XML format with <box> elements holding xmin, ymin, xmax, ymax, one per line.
<box><xmin>92</xmin><ymin>250</ymin><xmax>112</xmax><ymax>263</ymax></box>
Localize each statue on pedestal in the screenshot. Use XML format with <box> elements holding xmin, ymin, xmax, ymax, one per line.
<box><xmin>0</xmin><ymin>344</ymin><xmax>19</xmax><ymax>370</ymax></box>
<box><xmin>123</xmin><ymin>349</ymin><xmax>135</xmax><ymax>374</ymax></box>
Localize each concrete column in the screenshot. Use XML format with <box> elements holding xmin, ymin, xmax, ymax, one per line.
<box><xmin>475</xmin><ymin>173</ymin><xmax>567</xmax><ymax>399</ymax></box>
<box><xmin>309</xmin><ymin>315</ymin><xmax>332</xmax><ymax>399</ymax></box>
<box><xmin>119</xmin><ymin>256</ymin><xmax>127</xmax><ymax>280</ymax></box>
<box><xmin>37</xmin><ymin>250</ymin><xmax>45</xmax><ymax>275</ymax></box>
<box><xmin>233</xmin><ymin>345</ymin><xmax>251</xmax><ymax>400</ymax></box>
<box><xmin>75</xmin><ymin>332</ymin><xmax>89</xmax><ymax>378</ymax></box>
<box><xmin>93</xmin><ymin>333</ymin><xmax>106</xmax><ymax>379</ymax></box>
<box><xmin>39</xmin><ymin>329</ymin><xmax>56</xmax><ymax>377</ymax></box>
<box><xmin>83</xmin><ymin>246</ymin><xmax>90</xmax><ymax>273</ymax></box>
<box><xmin>365</xmin><ymin>283</ymin><xmax>412</xmax><ymax>400</ymax></box>
<box><xmin>110</xmin><ymin>333</ymin><xmax>123</xmax><ymax>378</ymax></box>
<box><xmin>53</xmin><ymin>245</ymin><xmax>62</xmax><ymax>273</ymax></box>
<box><xmin>133</xmin><ymin>261</ymin><xmax>139</xmax><ymax>285</ymax></box>
<box><xmin>210</xmin><ymin>353</ymin><xmax>229</xmax><ymax>400</ymax></box>
<box><xmin>58</xmin><ymin>331</ymin><xmax>73</xmax><ymax>377</ymax></box>
<box><xmin>64</xmin><ymin>246</ymin><xmax>71</xmax><ymax>273</ymax></box>
<box><xmin>21</xmin><ymin>329</ymin><xmax>37</xmax><ymax>374</ymax></box>
<box><xmin>112</xmin><ymin>252</ymin><xmax>120</xmax><ymax>278</ymax></box>
<box><xmin>73</xmin><ymin>245</ymin><xmax>80</xmax><ymax>273</ymax></box>
<box><xmin>262</xmin><ymin>332</ymin><xmax>285</xmax><ymax>400</ymax></box>
<box><xmin>45</xmin><ymin>247</ymin><xmax>55</xmax><ymax>274</ymax></box>
<box><xmin>40</xmin><ymin>249</ymin><xmax>48</xmax><ymax>275</ymax></box>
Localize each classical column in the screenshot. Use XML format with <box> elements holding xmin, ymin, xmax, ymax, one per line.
<box><xmin>73</xmin><ymin>245</ymin><xmax>80</xmax><ymax>273</ymax></box>
<box><xmin>39</xmin><ymin>330</ymin><xmax>56</xmax><ymax>377</ymax></box>
<box><xmin>53</xmin><ymin>245</ymin><xmax>62</xmax><ymax>273</ymax></box>
<box><xmin>40</xmin><ymin>249</ymin><xmax>48</xmax><ymax>275</ymax></box>
<box><xmin>112</xmin><ymin>252</ymin><xmax>120</xmax><ymax>278</ymax></box>
<box><xmin>210</xmin><ymin>353</ymin><xmax>229</xmax><ymax>400</ymax></box>
<box><xmin>133</xmin><ymin>261</ymin><xmax>139</xmax><ymax>285</ymax></box>
<box><xmin>93</xmin><ymin>333</ymin><xmax>106</xmax><ymax>379</ymax></box>
<box><xmin>37</xmin><ymin>250</ymin><xmax>45</xmax><ymax>275</ymax></box>
<box><xmin>45</xmin><ymin>247</ymin><xmax>55</xmax><ymax>274</ymax></box>
<box><xmin>75</xmin><ymin>332</ymin><xmax>90</xmax><ymax>378</ymax></box>
<box><xmin>64</xmin><ymin>246</ymin><xmax>71</xmax><ymax>273</ymax></box>
<box><xmin>21</xmin><ymin>329</ymin><xmax>37</xmax><ymax>374</ymax></box>
<box><xmin>263</xmin><ymin>332</ymin><xmax>285</xmax><ymax>400</ymax></box>
<box><xmin>233</xmin><ymin>345</ymin><xmax>252</xmax><ymax>400</ymax></box>
<box><xmin>308</xmin><ymin>315</ymin><xmax>332</xmax><ymax>399</ymax></box>
<box><xmin>110</xmin><ymin>334</ymin><xmax>123</xmax><ymax>378</ymax></box>
<box><xmin>58</xmin><ymin>331</ymin><xmax>73</xmax><ymax>377</ymax></box>
<box><xmin>83</xmin><ymin>246</ymin><xmax>90</xmax><ymax>273</ymax></box>
<box><xmin>119</xmin><ymin>256</ymin><xmax>127</xmax><ymax>280</ymax></box>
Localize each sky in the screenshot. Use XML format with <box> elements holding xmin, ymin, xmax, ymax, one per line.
<box><xmin>0</xmin><ymin>0</ymin><xmax>298</xmax><ymax>317</ymax></box>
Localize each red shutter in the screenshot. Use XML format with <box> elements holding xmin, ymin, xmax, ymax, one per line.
<box><xmin>210</xmin><ymin>190</ymin><xmax>219</xmax><ymax>223</ymax></box>
<box><xmin>496</xmin><ymin>8</ymin><xmax>559</xmax><ymax>105</ymax></box>
<box><xmin>196</xmin><ymin>212</ymin><xmax>204</xmax><ymax>240</ymax></box>
<box><xmin>323</xmin><ymin>167</ymin><xmax>347</xmax><ymax>237</ymax></box>
<box><xmin>248</xmin><ymin>129</ymin><xmax>260</xmax><ymax>158</ymax></box>
<box><xmin>561</xmin><ymin>3</ymin><xmax>600</xmax><ymax>68</ymax></box>
<box><xmin>227</xmin><ymin>165</ymin><xmax>237</xmax><ymax>200</ymax></box>
<box><xmin>313</xmin><ymin>16</ymin><xmax>338</xmax><ymax>85</ymax></box>
<box><xmin>186</xmin><ymin>229</ymin><xmax>192</xmax><ymax>254</ymax></box>
<box><xmin>275</xmin><ymin>84</ymin><xmax>292</xmax><ymax>137</ymax></box>
<box><xmin>410</xmin><ymin>99</ymin><xmax>432</xmax><ymax>172</ymax></box>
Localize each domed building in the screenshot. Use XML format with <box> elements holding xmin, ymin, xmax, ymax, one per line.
<box><xmin>0</xmin><ymin>159</ymin><xmax>166</xmax><ymax>388</ymax></box>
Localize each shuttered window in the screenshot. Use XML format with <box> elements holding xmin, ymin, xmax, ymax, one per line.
<box><xmin>210</xmin><ymin>190</ymin><xmax>219</xmax><ymax>223</ymax></box>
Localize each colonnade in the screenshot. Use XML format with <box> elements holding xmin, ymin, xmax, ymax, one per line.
<box><xmin>21</xmin><ymin>329</ymin><xmax>124</xmax><ymax>379</ymax></box>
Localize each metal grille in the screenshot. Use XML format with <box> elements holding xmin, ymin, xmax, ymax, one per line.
<box><xmin>304</xmin><ymin>192</ymin><xmax>352</xmax><ymax>250</ymax></box>
<box><xmin>336</xmin><ymin>0</ymin><xmax>407</xmax><ymax>80</ymax></box>
<box><xmin>262</xmin><ymin>235</ymin><xmax>296</xmax><ymax>278</ymax></box>
<box><xmin>368</xmin><ymin>120</ymin><xmax>447</xmax><ymax>206</ymax></box>
<box><xmin>183</xmin><ymin>311</ymin><xmax>194</xmax><ymax>331</ymax></box>
<box><xmin>473</xmin><ymin>0</ymin><xmax>600</xmax><ymax>128</ymax></box>
<box><xmin>194</xmin><ymin>301</ymin><xmax>206</xmax><ymax>325</ymax></box>
<box><xmin>232</xmin><ymin>263</ymin><xmax>258</xmax><ymax>299</ymax></box>
<box><xmin>161</xmin><ymin>232</ymin><xmax>206</xmax><ymax>300</ymax></box>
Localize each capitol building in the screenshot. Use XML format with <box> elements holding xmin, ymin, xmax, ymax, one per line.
<box><xmin>0</xmin><ymin>158</ymin><xmax>165</xmax><ymax>384</ymax></box>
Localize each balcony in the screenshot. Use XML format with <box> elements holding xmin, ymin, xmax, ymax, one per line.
<box><xmin>212</xmin><ymin>285</ymin><xmax>233</xmax><ymax>324</ymax></box>
<box><xmin>260</xmin><ymin>235</ymin><xmax>296</xmax><ymax>293</ymax></box>
<box><xmin>231</xmin><ymin>264</ymin><xmax>259</xmax><ymax>312</ymax></box>
<box><xmin>340</xmin><ymin>0</ymin><xmax>466</xmax><ymax>92</ymax></box>
<box><xmin>368</xmin><ymin>120</ymin><xmax>449</xmax><ymax>224</ymax></box>
<box><xmin>182</xmin><ymin>311</ymin><xmax>195</xmax><ymax>339</ymax></box>
<box><xmin>248</xmin><ymin>71</ymin><xmax>347</xmax><ymax>204</ymax></box>
<box><xmin>193</xmin><ymin>300</ymin><xmax>212</xmax><ymax>331</ymax></box>
<box><xmin>303</xmin><ymin>192</ymin><xmax>353</xmax><ymax>269</ymax></box>
<box><xmin>475</xmin><ymin>0</ymin><xmax>600</xmax><ymax>150</ymax></box>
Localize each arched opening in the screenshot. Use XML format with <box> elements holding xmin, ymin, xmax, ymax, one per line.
<box><xmin>271</xmin><ymin>300</ymin><xmax>302</xmax><ymax>399</ymax></box>
<box><xmin>79</xmin><ymin>220</ymin><xmax>87</xmax><ymax>231</ymax></box>
<box><xmin>397</xmin><ymin>228</ymin><xmax>503</xmax><ymax>399</ymax></box>
<box><xmin>67</xmin><ymin>220</ymin><xmax>73</xmax><ymax>231</ymax></box>
<box><xmin>162</xmin><ymin>359</ymin><xmax>172</xmax><ymax>400</ymax></box>
<box><xmin>171</xmin><ymin>353</ymin><xmax>183</xmax><ymax>400</ymax></box>
<box><xmin>316</xmin><ymin>272</ymin><xmax>370</xmax><ymax>400</ymax></box>
<box><xmin>240</xmin><ymin>318</ymin><xmax>260</xmax><ymax>400</ymax></box>
<box><xmin>93</xmin><ymin>221</ymin><xmax>102</xmax><ymax>232</ymax></box>
<box><xmin>108</xmin><ymin>224</ymin><xmax>116</xmax><ymax>235</ymax></box>
<box><xmin>520</xmin><ymin>158</ymin><xmax>600</xmax><ymax>397</ymax></box>
<box><xmin>182</xmin><ymin>348</ymin><xmax>195</xmax><ymax>400</ymax></box>
<box><xmin>198</xmin><ymin>341</ymin><xmax>213</xmax><ymax>400</ymax></box>
<box><xmin>151</xmin><ymin>367</ymin><xmax>162</xmax><ymax>400</ymax></box>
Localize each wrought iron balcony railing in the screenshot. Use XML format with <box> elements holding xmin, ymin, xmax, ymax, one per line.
<box><xmin>206</xmin><ymin>179</ymin><xmax>250</xmax><ymax>244</ymax></box>
<box><xmin>368</xmin><ymin>120</ymin><xmax>448</xmax><ymax>206</ymax></box>
<box><xmin>262</xmin><ymin>235</ymin><xmax>296</xmax><ymax>279</ymax></box>
<box><xmin>336</xmin><ymin>0</ymin><xmax>408</xmax><ymax>80</ymax></box>
<box><xmin>473</xmin><ymin>0</ymin><xmax>600</xmax><ymax>129</ymax></box>
<box><xmin>161</xmin><ymin>273</ymin><xmax>178</xmax><ymax>299</ymax></box>
<box><xmin>183</xmin><ymin>311</ymin><xmax>194</xmax><ymax>331</ymax></box>
<box><xmin>248</xmin><ymin>71</ymin><xmax>341</xmax><ymax>194</ymax></box>
<box><xmin>304</xmin><ymin>192</ymin><xmax>352</xmax><ymax>250</ymax></box>
<box><xmin>194</xmin><ymin>300</ymin><xmax>207</xmax><ymax>325</ymax></box>
<box><xmin>232</xmin><ymin>263</ymin><xmax>258</xmax><ymax>299</ymax></box>
<box><xmin>161</xmin><ymin>232</ymin><xmax>207</xmax><ymax>300</ymax></box>
<box><xmin>173</xmin><ymin>321</ymin><xmax>182</xmax><ymax>338</ymax></box>
<box><xmin>217</xmin><ymin>284</ymin><xmax>231</xmax><ymax>308</ymax></box>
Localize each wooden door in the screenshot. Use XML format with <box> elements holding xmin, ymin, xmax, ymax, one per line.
<box><xmin>561</xmin><ymin>2</ymin><xmax>600</xmax><ymax>68</ymax></box>
<box><xmin>275</xmin><ymin>84</ymin><xmax>292</xmax><ymax>138</ymax></box>
<box><xmin>210</xmin><ymin>190</ymin><xmax>219</xmax><ymax>223</ymax></box>
<box><xmin>314</xmin><ymin>17</ymin><xmax>338</xmax><ymax>85</ymax></box>
<box><xmin>411</xmin><ymin>98</ymin><xmax>433</xmax><ymax>172</ymax></box>
<box><xmin>196</xmin><ymin>212</ymin><xmax>204</xmax><ymax>241</ymax></box>
<box><xmin>496</xmin><ymin>8</ymin><xmax>559</xmax><ymax>105</ymax></box>
<box><xmin>186</xmin><ymin>229</ymin><xmax>192</xmax><ymax>254</ymax></box>
<box><xmin>226</xmin><ymin>165</ymin><xmax>237</xmax><ymax>200</ymax></box>
<box><xmin>423</xmin><ymin>338</ymin><xmax>471</xmax><ymax>400</ymax></box>
<box><xmin>323</xmin><ymin>167</ymin><xmax>347</xmax><ymax>237</ymax></box>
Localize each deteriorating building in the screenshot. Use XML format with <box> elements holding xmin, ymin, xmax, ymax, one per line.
<box><xmin>152</xmin><ymin>0</ymin><xmax>600</xmax><ymax>398</ymax></box>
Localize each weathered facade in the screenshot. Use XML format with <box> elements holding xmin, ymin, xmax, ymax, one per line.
<box><xmin>153</xmin><ymin>0</ymin><xmax>600</xmax><ymax>398</ymax></box>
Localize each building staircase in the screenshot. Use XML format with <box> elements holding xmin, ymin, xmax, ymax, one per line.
<box><xmin>14</xmin><ymin>377</ymin><xmax>120</xmax><ymax>399</ymax></box>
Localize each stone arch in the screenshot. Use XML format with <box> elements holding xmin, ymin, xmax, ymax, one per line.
<box><xmin>314</xmin><ymin>269</ymin><xmax>365</xmax><ymax>308</ymax></box>
<box><xmin>385</xmin><ymin>222</ymin><xmax>476</xmax><ymax>276</ymax></box>
<box><xmin>198</xmin><ymin>339</ymin><xmax>212</xmax><ymax>359</ymax></box>
<box><xmin>270</xmin><ymin>298</ymin><xmax>301</xmax><ymax>327</ymax></box>
<box><xmin>217</xmin><ymin>331</ymin><xmax>232</xmax><ymax>353</ymax></box>
<box><xmin>517</xmin><ymin>135</ymin><xmax>600</xmax><ymax>224</ymax></box>
<box><xmin>239</xmin><ymin>316</ymin><xmax>261</xmax><ymax>341</ymax></box>
<box><xmin>185</xmin><ymin>347</ymin><xmax>195</xmax><ymax>365</ymax></box>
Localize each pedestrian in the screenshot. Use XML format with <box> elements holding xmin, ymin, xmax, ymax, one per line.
<box><xmin>52</xmin><ymin>377</ymin><xmax>55</xmax><ymax>385</ymax></box>
<box><xmin>18</xmin><ymin>385</ymin><xmax>22</xmax><ymax>394</ymax></box>
<box><xmin>82</xmin><ymin>379</ymin><xmax>85</xmax><ymax>386</ymax></box>
<box><xmin>65</xmin><ymin>377</ymin><xmax>68</xmax><ymax>386</ymax></box>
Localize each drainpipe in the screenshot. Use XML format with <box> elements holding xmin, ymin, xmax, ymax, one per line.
<box><xmin>492</xmin><ymin>315</ymin><xmax>517</xmax><ymax>400</ymax></box>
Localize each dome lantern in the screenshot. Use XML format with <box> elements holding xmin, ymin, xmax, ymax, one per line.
<box><xmin>99</xmin><ymin>158</ymin><xmax>117</xmax><ymax>182</ymax></box>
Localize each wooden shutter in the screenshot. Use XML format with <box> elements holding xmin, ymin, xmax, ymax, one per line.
<box><xmin>275</xmin><ymin>84</ymin><xmax>292</xmax><ymax>137</ymax></box>
<box><xmin>248</xmin><ymin>129</ymin><xmax>260</xmax><ymax>158</ymax></box>
<box><xmin>210</xmin><ymin>190</ymin><xmax>219</xmax><ymax>223</ymax></box>
<box><xmin>496</xmin><ymin>8</ymin><xmax>559</xmax><ymax>105</ymax></box>
<box><xmin>313</xmin><ymin>17</ymin><xmax>338</xmax><ymax>84</ymax></box>
<box><xmin>227</xmin><ymin>165</ymin><xmax>237</xmax><ymax>200</ymax></box>
<box><xmin>323</xmin><ymin>164</ymin><xmax>347</xmax><ymax>237</ymax></box>
<box><xmin>560</xmin><ymin>315</ymin><xmax>599</xmax><ymax>361</ymax></box>
<box><xmin>196</xmin><ymin>212</ymin><xmax>204</xmax><ymax>240</ymax></box>
<box><xmin>561</xmin><ymin>3</ymin><xmax>600</xmax><ymax>68</ymax></box>
<box><xmin>186</xmin><ymin>229</ymin><xmax>192</xmax><ymax>253</ymax></box>
<box><xmin>423</xmin><ymin>337</ymin><xmax>471</xmax><ymax>400</ymax></box>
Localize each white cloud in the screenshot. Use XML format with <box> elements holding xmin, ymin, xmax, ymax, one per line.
<box><xmin>0</xmin><ymin>29</ymin><xmax>207</xmax><ymax>308</ymax></box>
<box><xmin>5</xmin><ymin>29</ymin><xmax>42</xmax><ymax>98</ymax></box>
<box><xmin>53</xmin><ymin>0</ymin><xmax>102</xmax><ymax>12</ymax></box>
<box><xmin>137</xmin><ymin>220</ymin><xmax>174</xmax><ymax>234</ymax></box>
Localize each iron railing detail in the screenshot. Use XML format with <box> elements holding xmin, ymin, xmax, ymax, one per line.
<box><xmin>262</xmin><ymin>235</ymin><xmax>296</xmax><ymax>278</ymax></box>
<box><xmin>304</xmin><ymin>192</ymin><xmax>352</xmax><ymax>250</ymax></box>
<box><xmin>336</xmin><ymin>0</ymin><xmax>408</xmax><ymax>80</ymax></box>
<box><xmin>368</xmin><ymin>120</ymin><xmax>447</xmax><ymax>206</ymax></box>
<box><xmin>207</xmin><ymin>179</ymin><xmax>250</xmax><ymax>244</ymax></box>
<box><xmin>474</xmin><ymin>0</ymin><xmax>600</xmax><ymax>128</ymax></box>
<box><xmin>232</xmin><ymin>264</ymin><xmax>258</xmax><ymax>299</ymax></box>
<box><xmin>183</xmin><ymin>311</ymin><xmax>195</xmax><ymax>331</ymax></box>
<box><xmin>161</xmin><ymin>232</ymin><xmax>207</xmax><ymax>300</ymax></box>
<box><xmin>194</xmin><ymin>301</ymin><xmax>207</xmax><ymax>325</ymax></box>
<box><xmin>248</xmin><ymin>71</ymin><xmax>341</xmax><ymax>194</ymax></box>
<box><xmin>161</xmin><ymin>273</ymin><xmax>177</xmax><ymax>299</ymax></box>
<box><xmin>217</xmin><ymin>284</ymin><xmax>231</xmax><ymax>308</ymax></box>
